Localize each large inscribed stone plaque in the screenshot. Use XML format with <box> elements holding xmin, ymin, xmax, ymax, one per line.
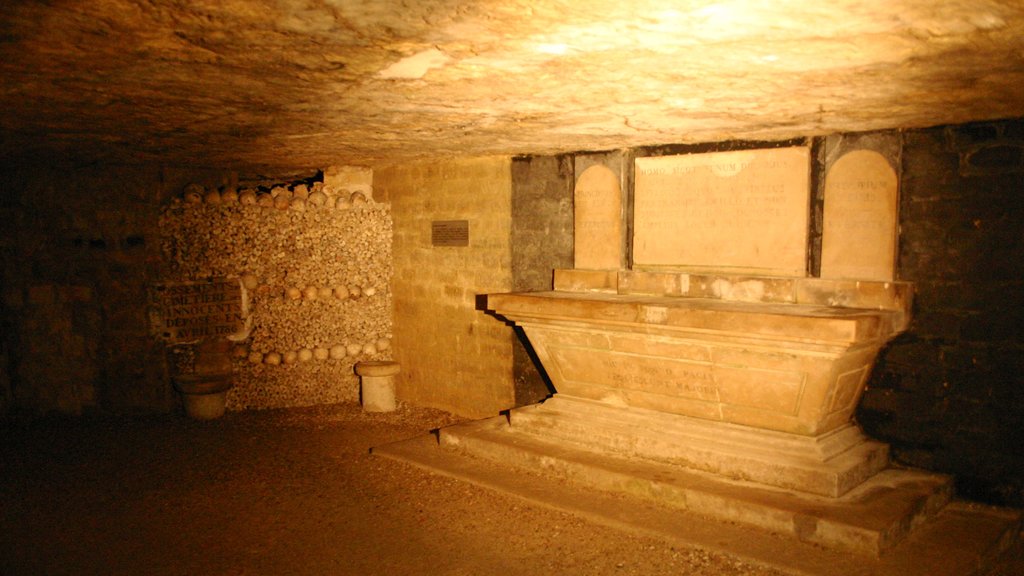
<box><xmin>634</xmin><ymin>147</ymin><xmax>810</xmax><ymax>275</ymax></box>
<box><xmin>574</xmin><ymin>165</ymin><xmax>622</xmax><ymax>270</ymax></box>
<box><xmin>149</xmin><ymin>278</ymin><xmax>243</xmax><ymax>342</ymax></box>
<box><xmin>820</xmin><ymin>150</ymin><xmax>898</xmax><ymax>281</ymax></box>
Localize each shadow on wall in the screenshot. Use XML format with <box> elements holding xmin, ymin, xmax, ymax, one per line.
<box><xmin>475</xmin><ymin>294</ymin><xmax>554</xmax><ymax>406</ymax></box>
<box><xmin>858</xmin><ymin>119</ymin><xmax>1024</xmax><ymax>508</ymax></box>
<box><xmin>0</xmin><ymin>337</ymin><xmax>10</xmax><ymax>417</ymax></box>
<box><xmin>512</xmin><ymin>325</ymin><xmax>554</xmax><ymax>406</ymax></box>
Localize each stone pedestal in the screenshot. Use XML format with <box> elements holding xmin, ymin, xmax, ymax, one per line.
<box><xmin>168</xmin><ymin>337</ymin><xmax>235</xmax><ymax>421</ymax></box>
<box><xmin>356</xmin><ymin>361</ymin><xmax>400</xmax><ymax>412</ymax></box>
<box><xmin>173</xmin><ymin>374</ymin><xmax>232</xmax><ymax>420</ymax></box>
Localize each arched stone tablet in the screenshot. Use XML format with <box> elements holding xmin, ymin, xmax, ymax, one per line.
<box><xmin>821</xmin><ymin>150</ymin><xmax>898</xmax><ymax>281</ymax></box>
<box><xmin>574</xmin><ymin>165</ymin><xmax>622</xmax><ymax>270</ymax></box>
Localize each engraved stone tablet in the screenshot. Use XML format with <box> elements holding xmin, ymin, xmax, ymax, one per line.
<box><xmin>431</xmin><ymin>220</ymin><xmax>470</xmax><ymax>247</ymax></box>
<box><xmin>574</xmin><ymin>165</ymin><xmax>622</xmax><ymax>270</ymax></box>
<box><xmin>150</xmin><ymin>278</ymin><xmax>243</xmax><ymax>342</ymax></box>
<box><xmin>820</xmin><ymin>150</ymin><xmax>898</xmax><ymax>281</ymax></box>
<box><xmin>634</xmin><ymin>147</ymin><xmax>810</xmax><ymax>276</ymax></box>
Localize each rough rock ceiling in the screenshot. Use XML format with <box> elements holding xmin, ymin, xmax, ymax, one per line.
<box><xmin>2</xmin><ymin>0</ymin><xmax>1024</xmax><ymax>179</ymax></box>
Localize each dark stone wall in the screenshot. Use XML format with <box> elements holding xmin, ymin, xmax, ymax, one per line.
<box><xmin>860</xmin><ymin>119</ymin><xmax>1024</xmax><ymax>507</ymax></box>
<box><xmin>0</xmin><ymin>157</ymin><xmax>231</xmax><ymax>416</ymax></box>
<box><xmin>510</xmin><ymin>155</ymin><xmax>574</xmax><ymax>406</ymax></box>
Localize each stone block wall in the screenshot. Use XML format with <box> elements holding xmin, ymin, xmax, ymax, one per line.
<box><xmin>0</xmin><ymin>160</ymin><xmax>224</xmax><ymax>415</ymax></box>
<box><xmin>376</xmin><ymin>156</ymin><xmax>515</xmax><ymax>418</ymax></box>
<box><xmin>859</xmin><ymin>119</ymin><xmax>1024</xmax><ymax>507</ymax></box>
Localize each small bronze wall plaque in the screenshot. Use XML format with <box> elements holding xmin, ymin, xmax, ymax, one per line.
<box><xmin>432</xmin><ymin>220</ymin><xmax>470</xmax><ymax>247</ymax></box>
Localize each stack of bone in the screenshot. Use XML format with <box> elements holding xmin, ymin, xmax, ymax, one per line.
<box><xmin>159</xmin><ymin>175</ymin><xmax>392</xmax><ymax>410</ymax></box>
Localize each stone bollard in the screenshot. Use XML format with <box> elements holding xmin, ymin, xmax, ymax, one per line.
<box><xmin>355</xmin><ymin>361</ymin><xmax>400</xmax><ymax>412</ymax></box>
<box><xmin>169</xmin><ymin>338</ymin><xmax>233</xmax><ymax>420</ymax></box>
<box><xmin>174</xmin><ymin>375</ymin><xmax>232</xmax><ymax>420</ymax></box>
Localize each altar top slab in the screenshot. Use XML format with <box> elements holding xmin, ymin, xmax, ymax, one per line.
<box><xmin>488</xmin><ymin>291</ymin><xmax>903</xmax><ymax>347</ymax></box>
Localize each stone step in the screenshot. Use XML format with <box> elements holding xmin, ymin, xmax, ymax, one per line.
<box><xmin>508</xmin><ymin>395</ymin><xmax>890</xmax><ymax>497</ymax></box>
<box><xmin>374</xmin><ymin>430</ymin><xmax>1021</xmax><ymax>576</ymax></box>
<box><xmin>436</xmin><ymin>415</ymin><xmax>953</xmax><ymax>556</ymax></box>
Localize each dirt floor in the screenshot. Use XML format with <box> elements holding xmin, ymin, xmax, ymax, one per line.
<box><xmin>0</xmin><ymin>402</ymin><xmax>1020</xmax><ymax>576</ymax></box>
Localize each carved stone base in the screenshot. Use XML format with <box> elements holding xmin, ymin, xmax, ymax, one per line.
<box><xmin>375</xmin><ymin>419</ymin><xmax>1024</xmax><ymax>566</ymax></box>
<box><xmin>503</xmin><ymin>394</ymin><xmax>889</xmax><ymax>497</ymax></box>
<box><xmin>425</xmin><ymin>399</ymin><xmax>964</xmax><ymax>556</ymax></box>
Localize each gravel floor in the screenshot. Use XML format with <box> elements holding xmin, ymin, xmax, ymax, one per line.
<box><xmin>0</xmin><ymin>403</ymin><xmax>1019</xmax><ymax>576</ymax></box>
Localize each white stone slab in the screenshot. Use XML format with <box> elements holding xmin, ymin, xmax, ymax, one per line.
<box><xmin>634</xmin><ymin>147</ymin><xmax>810</xmax><ymax>276</ymax></box>
<box><xmin>821</xmin><ymin>150</ymin><xmax>898</xmax><ymax>281</ymax></box>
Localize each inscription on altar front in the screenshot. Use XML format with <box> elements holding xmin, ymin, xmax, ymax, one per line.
<box><xmin>633</xmin><ymin>147</ymin><xmax>810</xmax><ymax>275</ymax></box>
<box><xmin>555</xmin><ymin>347</ymin><xmax>719</xmax><ymax>400</ymax></box>
<box><xmin>150</xmin><ymin>278</ymin><xmax>243</xmax><ymax>342</ymax></box>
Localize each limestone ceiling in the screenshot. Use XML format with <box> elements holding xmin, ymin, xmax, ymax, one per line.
<box><xmin>2</xmin><ymin>0</ymin><xmax>1023</xmax><ymax>179</ymax></box>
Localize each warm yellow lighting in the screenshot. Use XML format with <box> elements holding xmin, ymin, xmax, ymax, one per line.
<box><xmin>695</xmin><ymin>3</ymin><xmax>735</xmax><ymax>24</ymax></box>
<box><xmin>536</xmin><ymin>43</ymin><xmax>570</xmax><ymax>55</ymax></box>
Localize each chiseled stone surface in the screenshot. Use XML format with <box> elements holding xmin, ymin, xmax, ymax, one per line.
<box><xmin>2</xmin><ymin>1</ymin><xmax>1024</xmax><ymax>175</ymax></box>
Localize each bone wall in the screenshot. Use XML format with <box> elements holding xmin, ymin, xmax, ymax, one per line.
<box><xmin>159</xmin><ymin>178</ymin><xmax>392</xmax><ymax>410</ymax></box>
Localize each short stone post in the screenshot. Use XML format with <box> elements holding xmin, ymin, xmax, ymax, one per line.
<box><xmin>355</xmin><ymin>361</ymin><xmax>400</xmax><ymax>412</ymax></box>
<box><xmin>169</xmin><ymin>338</ymin><xmax>234</xmax><ymax>421</ymax></box>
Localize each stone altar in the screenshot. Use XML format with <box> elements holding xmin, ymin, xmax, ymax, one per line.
<box><xmin>482</xmin><ymin>147</ymin><xmax>913</xmax><ymax>497</ymax></box>
<box><xmin>487</xmin><ymin>271</ymin><xmax>910</xmax><ymax>497</ymax></box>
<box><xmin>376</xmin><ymin>147</ymin><xmax>1019</xmax><ymax>568</ymax></box>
